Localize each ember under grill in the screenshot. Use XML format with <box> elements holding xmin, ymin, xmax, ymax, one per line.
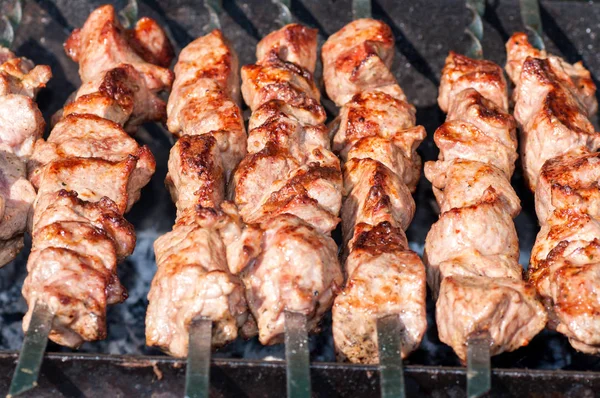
<box><xmin>1</xmin><ymin>0</ymin><xmax>600</xmax><ymax>396</ymax></box>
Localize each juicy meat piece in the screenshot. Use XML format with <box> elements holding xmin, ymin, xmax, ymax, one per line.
<box><xmin>536</xmin><ymin>151</ymin><xmax>600</xmax><ymax>224</ymax></box>
<box><xmin>506</xmin><ymin>33</ymin><xmax>597</xmax><ymax>115</ymax></box>
<box><xmin>330</xmin><ymin>90</ymin><xmax>424</xmax><ymax>192</ymax></box>
<box><xmin>436</xmin><ymin>276</ymin><xmax>546</xmax><ymax>361</ymax></box>
<box><xmin>59</xmin><ymin>64</ymin><xmax>167</xmax><ymax>131</ymax></box>
<box><xmin>147</xmin><ymin>205</ymin><xmax>253</xmax><ymax>357</ymax></box>
<box><xmin>425</xmin><ymin>159</ymin><xmax>520</xmax><ymax>217</ymax></box>
<box><xmin>425</xmin><ymin>51</ymin><xmax>545</xmax><ymax>360</ymax></box>
<box><xmin>23</xmin><ymin>190</ymin><xmax>134</xmax><ymax>347</ymax></box>
<box><xmin>530</xmin><ymin>239</ymin><xmax>600</xmax><ymax>354</ymax></box>
<box><xmin>64</xmin><ymin>5</ymin><xmax>173</xmax><ymax>92</ymax></box>
<box><xmin>256</xmin><ymin>24</ymin><xmax>318</xmax><ymax>73</ymax></box>
<box><xmin>170</xmin><ymin>30</ymin><xmax>240</xmax><ymax>105</ymax></box>
<box><xmin>166</xmin><ymin>135</ymin><xmax>225</xmax><ymax>217</ymax></box>
<box><xmin>322</xmin><ymin>19</ymin><xmax>406</xmax><ymax>106</ymax></box>
<box><xmin>126</xmin><ymin>17</ymin><xmax>175</xmax><ymax>68</ymax></box>
<box><xmin>240</xmin><ymin>214</ymin><xmax>343</xmax><ymax>345</ymax></box>
<box><xmin>508</xmin><ymin>46</ymin><xmax>599</xmax><ymax>190</ymax></box>
<box><xmin>0</xmin><ymin>94</ymin><xmax>45</xmax><ymax>158</ymax></box>
<box><xmin>0</xmin><ymin>48</ymin><xmax>52</xmax><ymax>98</ymax></box>
<box><xmin>333</xmin><ymin>223</ymin><xmax>426</xmax><ymax>363</ymax></box>
<box><xmin>234</xmin><ymin>115</ymin><xmax>342</xmax><ymax>234</ymax></box>
<box><xmin>29</xmin><ymin>114</ymin><xmax>149</xmax><ymax>187</ymax></box>
<box><xmin>0</xmin><ymin>149</ymin><xmax>36</xmax><ymax>266</ymax></box>
<box><xmin>341</xmin><ymin>158</ymin><xmax>415</xmax><ymax>246</ymax></box>
<box><xmin>438</xmin><ymin>52</ymin><xmax>509</xmax><ymax>112</ymax></box>
<box><xmin>434</xmin><ymin>120</ymin><xmax>516</xmax><ymax>179</ymax></box>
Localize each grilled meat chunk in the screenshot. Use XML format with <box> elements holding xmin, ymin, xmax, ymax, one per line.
<box><xmin>425</xmin><ymin>52</ymin><xmax>546</xmax><ymax>361</ymax></box>
<box><xmin>0</xmin><ymin>49</ymin><xmax>50</xmax><ymax>266</ymax></box>
<box><xmin>322</xmin><ymin>19</ymin><xmax>427</xmax><ymax>364</ymax></box>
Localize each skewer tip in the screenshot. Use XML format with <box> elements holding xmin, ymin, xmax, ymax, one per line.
<box><xmin>377</xmin><ymin>315</ymin><xmax>406</xmax><ymax>398</ymax></box>
<box><xmin>284</xmin><ymin>311</ymin><xmax>311</xmax><ymax>398</ymax></box>
<box><xmin>185</xmin><ymin>316</ymin><xmax>212</xmax><ymax>398</ymax></box>
<box><xmin>466</xmin><ymin>332</ymin><xmax>492</xmax><ymax>398</ymax></box>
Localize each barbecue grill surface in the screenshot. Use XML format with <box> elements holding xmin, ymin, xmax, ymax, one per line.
<box><xmin>2</xmin><ymin>0</ymin><xmax>600</xmax><ymax>396</ymax></box>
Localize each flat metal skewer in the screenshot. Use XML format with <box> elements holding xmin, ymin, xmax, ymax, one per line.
<box><xmin>377</xmin><ymin>316</ymin><xmax>406</xmax><ymax>398</ymax></box>
<box><xmin>185</xmin><ymin>317</ymin><xmax>213</xmax><ymax>398</ymax></box>
<box><xmin>466</xmin><ymin>332</ymin><xmax>492</xmax><ymax>398</ymax></box>
<box><xmin>284</xmin><ymin>311</ymin><xmax>311</xmax><ymax>398</ymax></box>
<box><xmin>273</xmin><ymin>0</ymin><xmax>293</xmax><ymax>26</ymax></box>
<box><xmin>8</xmin><ymin>302</ymin><xmax>54</xmax><ymax>397</ymax></box>
<box><xmin>519</xmin><ymin>0</ymin><xmax>545</xmax><ymax>51</ymax></box>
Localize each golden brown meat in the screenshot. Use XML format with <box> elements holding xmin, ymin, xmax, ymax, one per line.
<box><xmin>506</xmin><ymin>33</ymin><xmax>600</xmax><ymax>354</ymax></box>
<box><xmin>146</xmin><ymin>30</ymin><xmax>250</xmax><ymax>356</ymax></box>
<box><xmin>22</xmin><ymin>6</ymin><xmax>171</xmax><ymax>347</ymax></box>
<box><xmin>425</xmin><ymin>52</ymin><xmax>546</xmax><ymax>362</ymax></box>
<box><xmin>233</xmin><ymin>24</ymin><xmax>344</xmax><ymax>345</ymax></box>
<box><xmin>0</xmin><ymin>48</ymin><xmax>50</xmax><ymax>266</ymax></box>
<box><xmin>322</xmin><ymin>19</ymin><xmax>427</xmax><ymax>364</ymax></box>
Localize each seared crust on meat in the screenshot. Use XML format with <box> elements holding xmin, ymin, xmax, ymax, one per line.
<box><xmin>22</xmin><ymin>6</ymin><xmax>171</xmax><ymax>347</ymax></box>
<box><xmin>425</xmin><ymin>52</ymin><xmax>546</xmax><ymax>361</ymax></box>
<box><xmin>322</xmin><ymin>19</ymin><xmax>427</xmax><ymax>364</ymax></box>
<box><xmin>507</xmin><ymin>33</ymin><xmax>600</xmax><ymax>354</ymax></box>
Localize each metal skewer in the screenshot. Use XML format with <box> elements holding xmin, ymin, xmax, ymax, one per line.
<box><xmin>284</xmin><ymin>311</ymin><xmax>311</xmax><ymax>398</ymax></box>
<box><xmin>8</xmin><ymin>303</ymin><xmax>53</xmax><ymax>397</ymax></box>
<box><xmin>466</xmin><ymin>331</ymin><xmax>492</xmax><ymax>398</ymax></box>
<box><xmin>465</xmin><ymin>0</ymin><xmax>485</xmax><ymax>60</ymax></box>
<box><xmin>0</xmin><ymin>0</ymin><xmax>21</xmax><ymax>48</ymax></box>
<box><xmin>519</xmin><ymin>0</ymin><xmax>545</xmax><ymax>51</ymax></box>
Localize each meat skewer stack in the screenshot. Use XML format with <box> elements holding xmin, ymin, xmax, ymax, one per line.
<box><xmin>0</xmin><ymin>47</ymin><xmax>50</xmax><ymax>266</ymax></box>
<box><xmin>506</xmin><ymin>32</ymin><xmax>600</xmax><ymax>354</ymax></box>
<box><xmin>233</xmin><ymin>23</ymin><xmax>343</xmax><ymax>345</ymax></box>
<box><xmin>321</xmin><ymin>18</ymin><xmax>427</xmax><ymax>367</ymax></box>
<box><xmin>145</xmin><ymin>29</ymin><xmax>249</xmax><ymax>356</ymax></box>
<box><xmin>11</xmin><ymin>5</ymin><xmax>173</xmax><ymax>395</ymax></box>
<box><xmin>424</xmin><ymin>48</ymin><xmax>547</xmax><ymax>364</ymax></box>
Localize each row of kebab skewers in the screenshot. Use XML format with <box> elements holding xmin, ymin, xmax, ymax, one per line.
<box><xmin>2</xmin><ymin>0</ymin><xmax>600</xmax><ymax>396</ymax></box>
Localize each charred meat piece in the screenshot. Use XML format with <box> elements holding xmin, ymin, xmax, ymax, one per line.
<box><xmin>322</xmin><ymin>19</ymin><xmax>427</xmax><ymax>364</ymax></box>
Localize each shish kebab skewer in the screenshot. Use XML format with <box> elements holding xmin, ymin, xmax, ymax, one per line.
<box><xmin>232</xmin><ymin>18</ymin><xmax>345</xmax><ymax>398</ymax></box>
<box><xmin>144</xmin><ymin>2</ymin><xmax>251</xmax><ymax>397</ymax></box>
<box><xmin>507</xmin><ymin>0</ymin><xmax>600</xmax><ymax>355</ymax></box>
<box><xmin>321</xmin><ymin>10</ymin><xmax>427</xmax><ymax>398</ymax></box>
<box><xmin>10</xmin><ymin>5</ymin><xmax>174</xmax><ymax>396</ymax></box>
<box><xmin>424</xmin><ymin>1</ymin><xmax>547</xmax><ymax>397</ymax></box>
<box><xmin>0</xmin><ymin>0</ymin><xmax>51</xmax><ymax>268</ymax></box>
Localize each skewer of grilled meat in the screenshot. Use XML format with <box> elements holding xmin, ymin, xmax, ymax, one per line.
<box><xmin>321</xmin><ymin>19</ymin><xmax>427</xmax><ymax>364</ymax></box>
<box><xmin>424</xmin><ymin>51</ymin><xmax>547</xmax><ymax>361</ymax></box>
<box><xmin>232</xmin><ymin>24</ymin><xmax>344</xmax><ymax>345</ymax></box>
<box><xmin>506</xmin><ymin>33</ymin><xmax>600</xmax><ymax>354</ymax></box>
<box><xmin>145</xmin><ymin>30</ymin><xmax>255</xmax><ymax>357</ymax></box>
<box><xmin>0</xmin><ymin>48</ymin><xmax>50</xmax><ymax>266</ymax></box>
<box><xmin>21</xmin><ymin>5</ymin><xmax>173</xmax><ymax>348</ymax></box>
